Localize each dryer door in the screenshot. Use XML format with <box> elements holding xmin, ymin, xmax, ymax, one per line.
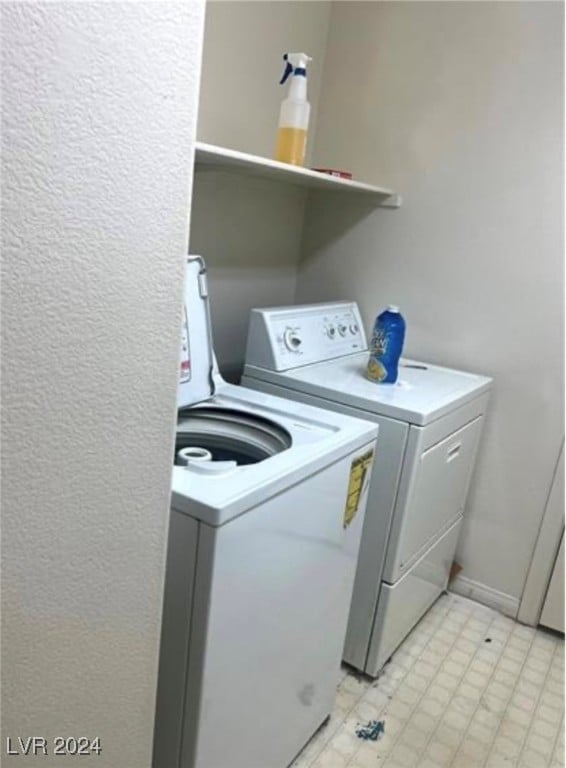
<box><xmin>177</xmin><ymin>256</ymin><xmax>216</xmax><ymax>409</ymax></box>
<box><xmin>385</xmin><ymin>415</ymin><xmax>484</xmax><ymax>581</ymax></box>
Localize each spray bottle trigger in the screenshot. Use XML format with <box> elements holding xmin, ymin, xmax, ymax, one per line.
<box><xmin>279</xmin><ymin>54</ymin><xmax>293</xmax><ymax>85</ymax></box>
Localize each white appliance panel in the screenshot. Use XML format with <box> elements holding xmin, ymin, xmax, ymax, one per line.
<box><xmin>172</xmin><ymin>385</ymin><xmax>378</xmax><ymax>525</ymax></box>
<box><xmin>246</xmin><ymin>302</ymin><xmax>366</xmax><ymax>371</ymax></box>
<box><xmin>244</xmin><ymin>353</ymin><xmax>491</xmax><ymax>426</ymax></box>
<box><xmin>342</xmin><ymin>415</ymin><xmax>409</xmax><ymax>674</ymax></box>
<box><xmin>156</xmin><ymin>443</ymin><xmax>374</xmax><ymax>768</ymax></box>
<box><xmin>366</xmin><ymin>517</ymin><xmax>463</xmax><ymax>676</ymax></box>
<box><xmin>177</xmin><ymin>256</ymin><xmax>215</xmax><ymax>409</ymax></box>
<box><xmin>241</xmin><ymin>376</ymin><xmax>410</xmax><ymax>675</ymax></box>
<box><xmin>384</xmin><ymin>415</ymin><xmax>484</xmax><ymax>581</ymax></box>
<box><xmin>153</xmin><ymin>512</ymin><xmax>199</xmax><ymax>767</ymax></box>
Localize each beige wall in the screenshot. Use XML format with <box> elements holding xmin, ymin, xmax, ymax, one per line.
<box><xmin>194</xmin><ymin>0</ymin><xmax>331</xmax><ymax>379</ymax></box>
<box><xmin>298</xmin><ymin>1</ymin><xmax>564</xmax><ymax>609</ymax></box>
<box><xmin>190</xmin><ymin>171</ymin><xmax>307</xmax><ymax>380</ymax></box>
<box><xmin>197</xmin><ymin>0</ymin><xmax>331</xmax><ymax>164</ymax></box>
<box><xmin>1</xmin><ymin>3</ymin><xmax>205</xmax><ymax>765</ymax></box>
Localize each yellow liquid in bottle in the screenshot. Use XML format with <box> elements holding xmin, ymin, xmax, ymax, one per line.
<box><xmin>275</xmin><ymin>127</ymin><xmax>307</xmax><ymax>166</ymax></box>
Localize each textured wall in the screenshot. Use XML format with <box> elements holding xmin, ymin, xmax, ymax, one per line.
<box><xmin>299</xmin><ymin>1</ymin><xmax>564</xmax><ymax>610</ymax></box>
<box><xmin>1</xmin><ymin>3</ymin><xmax>204</xmax><ymax>766</ymax></box>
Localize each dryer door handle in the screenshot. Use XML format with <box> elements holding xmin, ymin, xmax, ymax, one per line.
<box><xmin>447</xmin><ymin>442</ymin><xmax>462</xmax><ymax>462</ymax></box>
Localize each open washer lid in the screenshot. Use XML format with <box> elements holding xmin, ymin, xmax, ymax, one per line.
<box><xmin>176</xmin><ymin>257</ymin><xmax>293</xmax><ymax>472</ymax></box>
<box><xmin>177</xmin><ymin>255</ymin><xmax>216</xmax><ymax>409</ymax></box>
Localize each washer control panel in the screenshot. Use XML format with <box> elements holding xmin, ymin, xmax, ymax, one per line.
<box><xmin>245</xmin><ymin>302</ymin><xmax>367</xmax><ymax>371</ymax></box>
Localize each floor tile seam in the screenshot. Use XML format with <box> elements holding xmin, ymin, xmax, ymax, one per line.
<box><xmin>311</xmin><ymin>600</ymin><xmax>518</xmax><ymax>768</ymax></box>
<box><xmin>550</xmin><ymin>713</ymin><xmax>565</xmax><ymax>764</ymax></box>
<box><xmin>446</xmin><ymin>613</ymin><xmax>529</xmax><ymax>768</ymax></box>
<box><xmin>304</xmin><ymin>697</ymin><xmax>364</xmax><ymax>768</ymax></box>
<box><xmin>301</xmin><ymin>679</ymin><xmax>369</xmax><ymax>768</ymax></box>
<box><xmin>485</xmin><ymin>628</ymin><xmax>547</xmax><ymax>766</ymax></box>
<box><xmin>399</xmin><ymin>607</ymin><xmax>498</xmax><ymax>763</ymax></box>
<box><xmin>418</xmin><ymin>610</ymin><xmax>508</xmax><ymax>768</ymax></box>
<box><xmin>349</xmin><ymin>597</ymin><xmax>498</xmax><ymax>768</ymax></box>
<box><xmin>323</xmin><ymin>596</ymin><xmax>474</xmax><ymax>768</ymax></box>
<box><xmin>300</xmin><ymin>599</ymin><xmax>506</xmax><ymax>768</ymax></box>
<box><xmin>354</xmin><ymin>597</ymin><xmax>454</xmax><ymax>718</ymax></box>
<box><xmin>338</xmin><ymin>660</ymin><xmax>414</xmax><ymax>768</ymax></box>
<box><xmin>394</xmin><ymin>596</ymin><xmax>454</xmax><ymax>672</ymax></box>
<box><xmin>296</xmin><ymin>730</ymin><xmax>326</xmax><ymax>768</ymax></box>
<box><xmin>340</xmin><ymin>689</ymin><xmax>400</xmax><ymax>768</ymax></box>
<box><xmin>522</xmin><ymin>642</ymin><xmax>565</xmax><ymax>766</ymax></box>
<box><xmin>552</xmin><ymin>715</ymin><xmax>566</xmax><ymax>765</ymax></box>
<box><xmin>514</xmin><ymin>633</ymin><xmax>562</xmax><ymax>766</ymax></box>
<box><xmin>488</xmin><ymin>627</ymin><xmax>553</xmax><ymax>768</ymax></box>
<box><xmin>347</xmin><ymin>607</ymin><xmax>487</xmax><ymax>768</ymax></box>
<box><xmin>324</xmin><ymin>661</ymin><xmax>397</xmax><ymax>766</ymax></box>
<box><xmin>392</xmin><ymin>594</ymin><xmax>463</xmax><ymax>683</ymax></box>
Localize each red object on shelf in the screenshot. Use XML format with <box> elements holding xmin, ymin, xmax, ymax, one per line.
<box><xmin>311</xmin><ymin>168</ymin><xmax>353</xmax><ymax>180</ymax></box>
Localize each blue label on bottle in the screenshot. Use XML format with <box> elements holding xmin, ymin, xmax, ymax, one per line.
<box><xmin>370</xmin><ymin>328</ymin><xmax>387</xmax><ymax>356</ymax></box>
<box><xmin>366</xmin><ymin>310</ymin><xmax>406</xmax><ymax>384</ymax></box>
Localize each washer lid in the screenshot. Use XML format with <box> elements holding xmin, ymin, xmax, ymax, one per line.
<box><xmin>177</xmin><ymin>256</ymin><xmax>216</xmax><ymax>409</ymax></box>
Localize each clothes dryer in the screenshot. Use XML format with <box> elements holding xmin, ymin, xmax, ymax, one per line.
<box><xmin>243</xmin><ymin>301</ymin><xmax>492</xmax><ymax>677</ymax></box>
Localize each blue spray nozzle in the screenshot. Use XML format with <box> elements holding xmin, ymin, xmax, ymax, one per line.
<box><xmin>280</xmin><ymin>55</ymin><xmax>294</xmax><ymax>85</ymax></box>
<box><xmin>279</xmin><ymin>52</ymin><xmax>311</xmax><ymax>85</ymax></box>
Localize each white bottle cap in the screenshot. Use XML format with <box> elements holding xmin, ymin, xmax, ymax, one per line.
<box><xmin>387</xmin><ymin>304</ymin><xmax>400</xmax><ymax>312</ymax></box>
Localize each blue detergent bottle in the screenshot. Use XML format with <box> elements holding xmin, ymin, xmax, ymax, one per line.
<box><xmin>366</xmin><ymin>305</ymin><xmax>406</xmax><ymax>383</ymax></box>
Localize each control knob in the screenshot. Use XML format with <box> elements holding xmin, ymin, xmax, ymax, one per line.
<box><xmin>283</xmin><ymin>328</ymin><xmax>302</xmax><ymax>352</ymax></box>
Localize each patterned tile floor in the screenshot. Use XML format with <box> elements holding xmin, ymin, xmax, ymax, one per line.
<box><xmin>293</xmin><ymin>592</ymin><xmax>564</xmax><ymax>768</ymax></box>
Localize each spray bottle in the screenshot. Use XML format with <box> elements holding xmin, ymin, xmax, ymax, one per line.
<box><xmin>275</xmin><ymin>52</ymin><xmax>312</xmax><ymax>166</ymax></box>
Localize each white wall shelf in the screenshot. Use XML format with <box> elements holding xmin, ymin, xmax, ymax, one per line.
<box><xmin>194</xmin><ymin>142</ymin><xmax>402</xmax><ymax>208</ymax></box>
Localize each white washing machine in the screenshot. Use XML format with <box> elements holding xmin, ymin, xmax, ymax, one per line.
<box><xmin>242</xmin><ymin>301</ymin><xmax>492</xmax><ymax>678</ymax></box>
<box><xmin>153</xmin><ymin>262</ymin><xmax>378</xmax><ymax>768</ymax></box>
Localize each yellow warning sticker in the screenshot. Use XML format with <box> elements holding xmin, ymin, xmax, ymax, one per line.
<box><xmin>344</xmin><ymin>448</ymin><xmax>374</xmax><ymax>528</ymax></box>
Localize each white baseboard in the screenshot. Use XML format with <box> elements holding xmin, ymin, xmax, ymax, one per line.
<box><xmin>449</xmin><ymin>575</ymin><xmax>520</xmax><ymax>619</ymax></box>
